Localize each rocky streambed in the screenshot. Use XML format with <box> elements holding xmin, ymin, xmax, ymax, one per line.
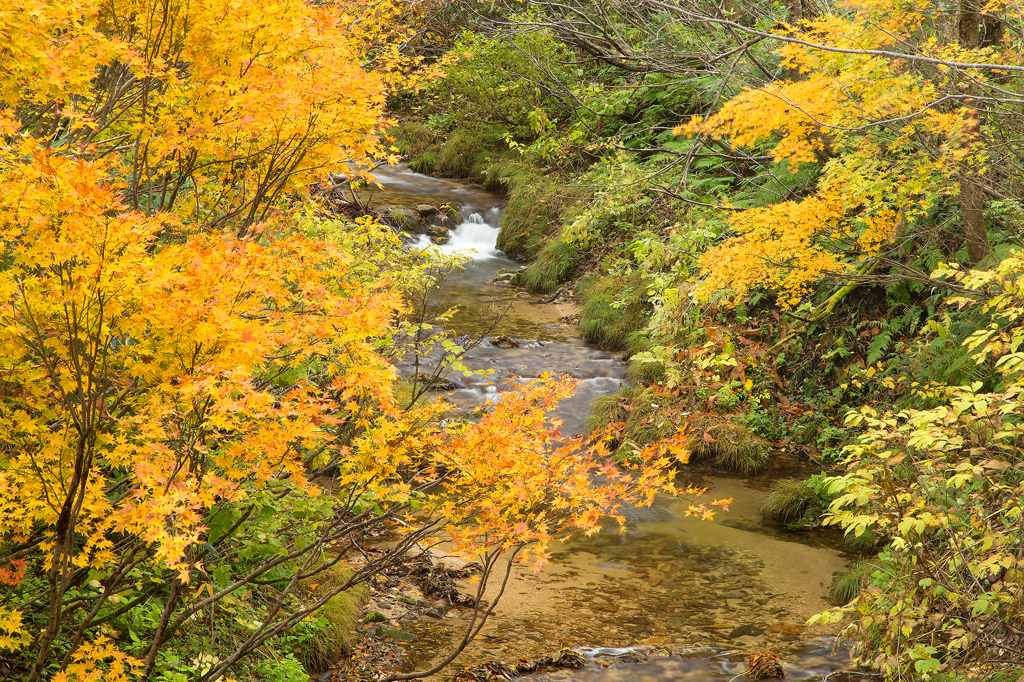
<box><xmin>357</xmin><ymin>165</ymin><xmax>863</xmax><ymax>681</ymax></box>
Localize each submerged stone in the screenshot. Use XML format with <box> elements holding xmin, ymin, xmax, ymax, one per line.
<box><xmin>728</xmin><ymin>624</ymin><xmax>766</xmax><ymax>638</ymax></box>
<box><xmin>379</xmin><ymin>626</ymin><xmax>417</xmax><ymax>642</ymax></box>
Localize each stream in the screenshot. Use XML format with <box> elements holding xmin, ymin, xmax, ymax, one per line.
<box><xmin>367</xmin><ymin>165</ymin><xmax>862</xmax><ymax>681</ymax></box>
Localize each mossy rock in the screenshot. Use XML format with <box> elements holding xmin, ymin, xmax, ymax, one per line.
<box><xmin>625</xmin><ymin>358</ymin><xmax>666</xmax><ymax>385</ymax></box>
<box><xmin>418</xmin><ymin>374</ymin><xmax>458</xmax><ymax>391</ymax></box>
<box><xmin>293</xmin><ymin>568</ymin><xmax>369</xmax><ymax>671</ymax></box>
<box><xmin>437</xmin><ymin>204</ymin><xmax>461</xmax><ymax>225</ymax></box>
<box><xmin>383</xmin><ymin>206</ymin><xmax>419</xmax><ymax>233</ymax></box>
<box><xmin>378</xmin><ymin>626</ymin><xmax>417</xmax><ymax>642</ymax></box>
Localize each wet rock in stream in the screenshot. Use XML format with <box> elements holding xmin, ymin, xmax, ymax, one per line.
<box><xmin>453</xmin><ymin>648</ymin><xmax>586</xmax><ymax>681</ymax></box>
<box><xmin>437</xmin><ymin>638</ymin><xmax>865</xmax><ymax>682</ymax></box>
<box><xmin>489</xmin><ymin>334</ymin><xmax>520</xmax><ymax>348</ymax></box>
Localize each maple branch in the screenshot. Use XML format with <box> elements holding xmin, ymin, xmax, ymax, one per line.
<box><xmin>645</xmin><ymin>2</ymin><xmax>1024</xmax><ymax>73</ymax></box>
<box><xmin>60</xmin><ymin>547</ymin><xmax>153</xmax><ymax>668</ymax></box>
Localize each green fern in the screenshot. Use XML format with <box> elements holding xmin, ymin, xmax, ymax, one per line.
<box><xmin>867</xmin><ymin>329</ymin><xmax>894</xmax><ymax>365</ymax></box>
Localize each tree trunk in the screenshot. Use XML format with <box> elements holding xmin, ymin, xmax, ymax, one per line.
<box><xmin>957</xmin><ymin>0</ymin><xmax>991</xmax><ymax>264</ymax></box>
<box><xmin>960</xmin><ymin>163</ymin><xmax>990</xmax><ymax>264</ymax></box>
<box><xmin>784</xmin><ymin>0</ymin><xmax>819</xmax><ymax>81</ymax></box>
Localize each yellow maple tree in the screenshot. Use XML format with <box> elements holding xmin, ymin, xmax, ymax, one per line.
<box><xmin>683</xmin><ymin>0</ymin><xmax>996</xmax><ymax>306</ymax></box>
<box><xmin>0</xmin><ymin>2</ymin><xmax>692</xmax><ymax>678</ymax></box>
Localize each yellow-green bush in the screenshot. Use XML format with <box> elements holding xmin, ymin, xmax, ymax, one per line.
<box><xmin>811</xmin><ymin>254</ymin><xmax>1024</xmax><ymax>680</ymax></box>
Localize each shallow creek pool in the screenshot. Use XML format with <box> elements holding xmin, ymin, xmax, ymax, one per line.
<box><xmin>367</xmin><ymin>166</ymin><xmax>861</xmax><ymax>681</ymax></box>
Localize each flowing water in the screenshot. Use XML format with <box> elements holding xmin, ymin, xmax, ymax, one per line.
<box><xmin>369</xmin><ymin>165</ymin><xmax>862</xmax><ymax>681</ymax></box>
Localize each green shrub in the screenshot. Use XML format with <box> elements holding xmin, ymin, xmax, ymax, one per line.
<box><xmin>739</xmin><ymin>401</ymin><xmax>786</xmax><ymax>441</ymax></box>
<box><xmin>432</xmin><ymin>28</ymin><xmax>571</xmax><ymax>138</ymax></box>
<box><xmin>930</xmin><ymin>671</ymin><xmax>1024</xmax><ymax>682</ymax></box>
<box><xmin>814</xmin><ymin>254</ymin><xmax>1024</xmax><ymax>678</ymax></box>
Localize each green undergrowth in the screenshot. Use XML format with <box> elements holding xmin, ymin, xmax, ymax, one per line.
<box><xmin>486</xmin><ymin>158</ymin><xmax>570</xmax><ymax>259</ymax></box>
<box><xmin>152</xmin><ymin>565</ymin><xmax>368</xmax><ymax>682</ymax></box>
<box><xmin>930</xmin><ymin>672</ymin><xmax>1024</xmax><ymax>682</ymax></box>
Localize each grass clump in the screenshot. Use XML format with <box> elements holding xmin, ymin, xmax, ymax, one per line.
<box><xmin>625</xmin><ymin>356</ymin><xmax>667</xmax><ymax>384</ymax></box>
<box><xmin>761</xmin><ymin>474</ymin><xmax>834</xmax><ymax>523</ymax></box>
<box><xmin>587</xmin><ymin>386</ymin><xmax>685</xmax><ymax>464</ymax></box>
<box><xmin>689</xmin><ymin>415</ymin><xmax>769</xmax><ymax>474</ymax></box>
<box><xmin>828</xmin><ymin>560</ymin><xmax>871</xmax><ymax>605</ymax></box>
<box><xmin>433</xmin><ymin>125</ymin><xmax>511</xmax><ymax>179</ymax></box>
<box><xmin>520</xmin><ymin>239</ymin><xmax>583</xmax><ymax>293</ymax></box>
<box><xmin>577</xmin><ymin>273</ymin><xmax>648</xmax><ymax>351</ymax></box>
<box><xmin>435</xmin><ymin>128</ymin><xmax>484</xmax><ymax>177</ymax></box>
<box><xmin>761</xmin><ymin>478</ymin><xmax>814</xmax><ymax>522</ymax></box>
<box><xmin>588</xmin><ymin>388</ymin><xmax>768</xmax><ymax>473</ymax></box>
<box><xmin>409</xmin><ymin>151</ymin><xmax>438</xmax><ymax>175</ymax></box>
<box><xmin>391</xmin><ymin>121</ymin><xmax>436</xmax><ymax>156</ymax></box>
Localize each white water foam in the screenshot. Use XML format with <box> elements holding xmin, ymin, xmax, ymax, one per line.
<box><xmin>418</xmin><ymin>207</ymin><xmax>502</xmax><ymax>259</ymax></box>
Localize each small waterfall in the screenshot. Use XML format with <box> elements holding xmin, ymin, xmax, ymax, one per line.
<box><xmin>418</xmin><ymin>207</ymin><xmax>502</xmax><ymax>259</ymax></box>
